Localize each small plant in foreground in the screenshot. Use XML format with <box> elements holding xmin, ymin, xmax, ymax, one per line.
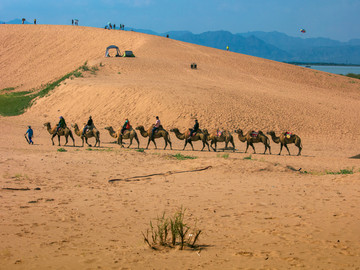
<box><xmin>172</xmin><ymin>153</ymin><xmax>197</xmax><ymax>160</ymax></box>
<box><xmin>243</xmin><ymin>154</ymin><xmax>252</xmax><ymax>160</ymax></box>
<box><xmin>57</xmin><ymin>148</ymin><xmax>67</xmax><ymax>152</ymax></box>
<box><xmin>136</xmin><ymin>148</ymin><xmax>145</xmax><ymax>152</ymax></box>
<box><xmin>142</xmin><ymin>207</ymin><xmax>202</xmax><ymax>250</ymax></box>
<box><xmin>326</xmin><ymin>168</ymin><xmax>354</xmax><ymax>175</ymax></box>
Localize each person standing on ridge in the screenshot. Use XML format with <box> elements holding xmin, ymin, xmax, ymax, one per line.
<box><xmin>226</xmin><ymin>45</ymin><xmax>229</xmax><ymax>51</ymax></box>
<box><xmin>25</xmin><ymin>125</ymin><xmax>34</xmax><ymax>144</ymax></box>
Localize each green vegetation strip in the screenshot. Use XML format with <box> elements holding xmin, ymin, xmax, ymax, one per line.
<box><xmin>0</xmin><ymin>62</ymin><xmax>96</xmax><ymax>116</ymax></box>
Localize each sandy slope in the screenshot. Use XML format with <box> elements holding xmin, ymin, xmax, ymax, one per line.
<box><xmin>1</xmin><ymin>25</ymin><xmax>360</xmax><ymax>269</ymax></box>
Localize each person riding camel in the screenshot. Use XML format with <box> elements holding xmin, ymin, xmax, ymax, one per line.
<box><xmin>82</xmin><ymin>116</ymin><xmax>94</xmax><ymax>136</ymax></box>
<box><xmin>151</xmin><ymin>116</ymin><xmax>161</xmax><ymax>140</ymax></box>
<box><xmin>57</xmin><ymin>116</ymin><xmax>66</xmax><ymax>132</ymax></box>
<box><xmin>121</xmin><ymin>118</ymin><xmax>131</xmax><ymax>135</ymax></box>
<box><xmin>188</xmin><ymin>119</ymin><xmax>199</xmax><ymax>143</ymax></box>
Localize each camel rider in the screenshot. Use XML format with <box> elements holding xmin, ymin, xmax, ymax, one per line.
<box><xmin>82</xmin><ymin>116</ymin><xmax>94</xmax><ymax>136</ymax></box>
<box><xmin>151</xmin><ymin>116</ymin><xmax>161</xmax><ymax>139</ymax></box>
<box><xmin>57</xmin><ymin>116</ymin><xmax>66</xmax><ymax>132</ymax></box>
<box><xmin>121</xmin><ymin>118</ymin><xmax>130</xmax><ymax>135</ymax></box>
<box><xmin>188</xmin><ymin>119</ymin><xmax>199</xmax><ymax>142</ymax></box>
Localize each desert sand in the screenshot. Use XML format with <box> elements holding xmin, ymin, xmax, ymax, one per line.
<box><xmin>1</xmin><ymin>25</ymin><xmax>360</xmax><ymax>269</ymax></box>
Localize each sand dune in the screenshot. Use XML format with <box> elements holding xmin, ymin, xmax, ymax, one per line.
<box><xmin>1</xmin><ymin>25</ymin><xmax>360</xmax><ymax>269</ymax></box>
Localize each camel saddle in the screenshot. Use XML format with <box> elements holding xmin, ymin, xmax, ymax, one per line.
<box><xmin>217</xmin><ymin>130</ymin><xmax>223</xmax><ymax>137</ymax></box>
<box><xmin>285</xmin><ymin>132</ymin><xmax>292</xmax><ymax>139</ymax></box>
<box><xmin>250</xmin><ymin>131</ymin><xmax>258</xmax><ymax>138</ymax></box>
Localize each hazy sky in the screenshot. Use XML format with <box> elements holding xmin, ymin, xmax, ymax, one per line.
<box><xmin>1</xmin><ymin>0</ymin><xmax>360</xmax><ymax>41</ymax></box>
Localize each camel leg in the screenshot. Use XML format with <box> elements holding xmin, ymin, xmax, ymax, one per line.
<box><xmin>189</xmin><ymin>140</ymin><xmax>194</xmax><ymax>151</ymax></box>
<box><xmin>51</xmin><ymin>134</ymin><xmax>57</xmax><ymax>146</ymax></box>
<box><xmin>205</xmin><ymin>141</ymin><xmax>210</xmax><ymax>151</ymax></box>
<box><xmin>163</xmin><ymin>137</ymin><xmax>168</xmax><ymax>150</ymax></box>
<box><xmin>128</xmin><ymin>137</ymin><xmax>133</xmax><ymax>148</ymax></box>
<box><xmin>71</xmin><ymin>133</ymin><xmax>75</xmax><ymax>146</ymax></box>
<box><xmin>146</xmin><ymin>138</ymin><xmax>151</xmax><ymax>149</ymax></box>
<box><xmin>57</xmin><ymin>135</ymin><xmax>61</xmax><ymax>146</ymax></box>
<box><xmin>284</xmin><ymin>144</ymin><xmax>291</xmax><ymax>155</ymax></box>
<box><xmin>135</xmin><ymin>136</ymin><xmax>140</xmax><ymax>149</ymax></box>
<box><xmin>296</xmin><ymin>139</ymin><xmax>302</xmax><ymax>156</ymax></box>
<box><xmin>152</xmin><ymin>138</ymin><xmax>158</xmax><ymax>149</ymax></box>
<box><xmin>231</xmin><ymin>138</ymin><xmax>235</xmax><ymax>152</ymax></box>
<box><xmin>250</xmin><ymin>142</ymin><xmax>256</xmax><ymax>154</ymax></box>
<box><xmin>183</xmin><ymin>140</ymin><xmax>188</xmax><ymax>150</ymax></box>
<box><xmin>210</xmin><ymin>140</ymin><xmax>216</xmax><ymax>152</ymax></box>
<box><xmin>167</xmin><ymin>136</ymin><xmax>172</xmax><ymax>150</ymax></box>
<box><xmin>279</xmin><ymin>144</ymin><xmax>283</xmax><ymax>155</ymax></box>
<box><xmin>64</xmin><ymin>135</ymin><xmax>68</xmax><ymax>146</ymax></box>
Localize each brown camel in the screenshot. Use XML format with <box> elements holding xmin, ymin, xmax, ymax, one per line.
<box><xmin>267</xmin><ymin>131</ymin><xmax>302</xmax><ymax>156</ymax></box>
<box><xmin>135</xmin><ymin>125</ymin><xmax>172</xmax><ymax>150</ymax></box>
<box><xmin>72</xmin><ymin>123</ymin><xmax>100</xmax><ymax>147</ymax></box>
<box><xmin>43</xmin><ymin>122</ymin><xmax>75</xmax><ymax>146</ymax></box>
<box><xmin>170</xmin><ymin>128</ymin><xmax>210</xmax><ymax>151</ymax></box>
<box><xmin>104</xmin><ymin>126</ymin><xmax>140</xmax><ymax>148</ymax></box>
<box><xmin>234</xmin><ymin>129</ymin><xmax>271</xmax><ymax>154</ymax></box>
<box><xmin>202</xmin><ymin>129</ymin><xmax>235</xmax><ymax>152</ymax></box>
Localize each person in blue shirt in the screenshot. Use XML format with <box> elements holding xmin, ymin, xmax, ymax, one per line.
<box><xmin>25</xmin><ymin>125</ymin><xmax>34</xmax><ymax>144</ymax></box>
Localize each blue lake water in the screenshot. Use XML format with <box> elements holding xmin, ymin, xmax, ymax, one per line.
<box><xmin>298</xmin><ymin>65</ymin><xmax>360</xmax><ymax>75</ymax></box>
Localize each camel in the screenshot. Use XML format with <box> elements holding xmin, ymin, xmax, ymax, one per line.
<box><xmin>43</xmin><ymin>122</ymin><xmax>75</xmax><ymax>146</ymax></box>
<box><xmin>104</xmin><ymin>126</ymin><xmax>140</xmax><ymax>148</ymax></box>
<box><xmin>170</xmin><ymin>128</ymin><xmax>210</xmax><ymax>151</ymax></box>
<box><xmin>72</xmin><ymin>123</ymin><xmax>100</xmax><ymax>147</ymax></box>
<box><xmin>202</xmin><ymin>129</ymin><xmax>235</xmax><ymax>152</ymax></box>
<box><xmin>267</xmin><ymin>131</ymin><xmax>302</xmax><ymax>156</ymax></box>
<box><xmin>234</xmin><ymin>129</ymin><xmax>271</xmax><ymax>154</ymax></box>
<box><xmin>135</xmin><ymin>125</ymin><xmax>172</xmax><ymax>150</ymax></box>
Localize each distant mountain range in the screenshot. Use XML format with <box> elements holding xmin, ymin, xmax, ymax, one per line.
<box><xmin>135</xmin><ymin>29</ymin><xmax>360</xmax><ymax>65</ymax></box>
<box><xmin>2</xmin><ymin>18</ymin><xmax>360</xmax><ymax>64</ymax></box>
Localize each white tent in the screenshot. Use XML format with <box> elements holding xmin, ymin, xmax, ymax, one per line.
<box><xmin>105</xmin><ymin>45</ymin><xmax>121</xmax><ymax>57</ymax></box>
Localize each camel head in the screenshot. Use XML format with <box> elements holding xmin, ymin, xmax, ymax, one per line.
<box><xmin>135</xmin><ymin>125</ymin><xmax>144</xmax><ymax>131</ymax></box>
<box><xmin>234</xmin><ymin>129</ymin><xmax>243</xmax><ymax>135</ymax></box>
<box><xmin>104</xmin><ymin>126</ymin><xmax>114</xmax><ymax>132</ymax></box>
<box><xmin>267</xmin><ymin>131</ymin><xmax>275</xmax><ymax>136</ymax></box>
<box><xmin>170</xmin><ymin>128</ymin><xmax>179</xmax><ymax>133</ymax></box>
<box><xmin>43</xmin><ymin>122</ymin><xmax>50</xmax><ymax>127</ymax></box>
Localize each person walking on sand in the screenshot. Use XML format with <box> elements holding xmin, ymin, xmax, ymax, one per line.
<box><xmin>226</xmin><ymin>45</ymin><xmax>229</xmax><ymax>51</ymax></box>
<box><xmin>72</xmin><ymin>19</ymin><xmax>74</xmax><ymax>25</ymax></box>
<box><xmin>34</xmin><ymin>19</ymin><xmax>36</xmax><ymax>25</ymax></box>
<box><xmin>151</xmin><ymin>116</ymin><xmax>161</xmax><ymax>139</ymax></box>
<box><xmin>82</xmin><ymin>116</ymin><xmax>94</xmax><ymax>136</ymax></box>
<box><xmin>25</xmin><ymin>125</ymin><xmax>34</xmax><ymax>144</ymax></box>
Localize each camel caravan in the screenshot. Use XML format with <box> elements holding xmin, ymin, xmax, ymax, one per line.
<box><xmin>42</xmin><ymin>116</ymin><xmax>302</xmax><ymax>156</ymax></box>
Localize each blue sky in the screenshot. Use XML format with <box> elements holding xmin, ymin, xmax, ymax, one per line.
<box><xmin>1</xmin><ymin>0</ymin><xmax>360</xmax><ymax>41</ymax></box>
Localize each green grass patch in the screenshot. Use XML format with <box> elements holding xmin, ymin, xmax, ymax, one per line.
<box><xmin>243</xmin><ymin>154</ymin><xmax>252</xmax><ymax>160</ymax></box>
<box><xmin>345</xmin><ymin>73</ymin><xmax>360</xmax><ymax>80</ymax></box>
<box><xmin>325</xmin><ymin>168</ymin><xmax>354</xmax><ymax>175</ymax></box>
<box><xmin>57</xmin><ymin>148</ymin><xmax>67</xmax><ymax>152</ymax></box>
<box><xmin>217</xmin><ymin>153</ymin><xmax>229</xmax><ymax>159</ymax></box>
<box><xmin>0</xmin><ymin>66</ymin><xmax>90</xmax><ymax>116</ymax></box>
<box><xmin>136</xmin><ymin>148</ymin><xmax>145</xmax><ymax>152</ymax></box>
<box><xmin>1</xmin><ymin>87</ymin><xmax>16</xmax><ymax>93</ymax></box>
<box><xmin>86</xmin><ymin>148</ymin><xmax>112</xmax><ymax>152</ymax></box>
<box><xmin>172</xmin><ymin>153</ymin><xmax>197</xmax><ymax>160</ymax></box>
<box><xmin>142</xmin><ymin>207</ymin><xmax>202</xmax><ymax>250</ymax></box>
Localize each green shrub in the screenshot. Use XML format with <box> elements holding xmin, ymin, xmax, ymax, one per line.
<box><xmin>142</xmin><ymin>207</ymin><xmax>202</xmax><ymax>250</ymax></box>
<box><xmin>172</xmin><ymin>153</ymin><xmax>197</xmax><ymax>160</ymax></box>
<box><xmin>57</xmin><ymin>148</ymin><xmax>67</xmax><ymax>152</ymax></box>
